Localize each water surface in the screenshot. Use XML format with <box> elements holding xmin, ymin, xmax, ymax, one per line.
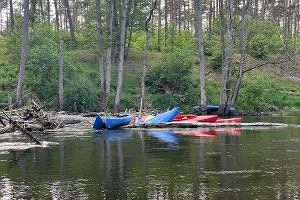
<box><xmin>0</xmin><ymin>117</ymin><xmax>300</xmax><ymax>199</ymax></box>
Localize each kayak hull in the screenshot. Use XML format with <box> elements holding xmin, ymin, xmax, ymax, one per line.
<box><xmin>106</xmin><ymin>115</ymin><xmax>133</xmax><ymax>129</ymax></box>
<box><xmin>173</xmin><ymin>115</ymin><xmax>197</xmax><ymax>121</ymax></box>
<box><xmin>216</xmin><ymin>117</ymin><xmax>242</xmax><ymax>123</ymax></box>
<box><xmin>144</xmin><ymin>107</ymin><xmax>180</xmax><ymax>124</ymax></box>
<box><xmin>93</xmin><ymin>115</ymin><xmax>133</xmax><ymax>129</ymax></box>
<box><xmin>185</xmin><ymin>115</ymin><xmax>218</xmax><ymax>123</ymax></box>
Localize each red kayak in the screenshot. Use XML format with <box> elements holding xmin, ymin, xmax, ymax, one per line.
<box><xmin>216</xmin><ymin>117</ymin><xmax>242</xmax><ymax>123</ymax></box>
<box><xmin>173</xmin><ymin>115</ymin><xmax>217</xmax><ymax>123</ymax></box>
<box><xmin>173</xmin><ymin>115</ymin><xmax>197</xmax><ymax>121</ymax></box>
<box><xmin>184</xmin><ymin>115</ymin><xmax>218</xmax><ymax>123</ymax></box>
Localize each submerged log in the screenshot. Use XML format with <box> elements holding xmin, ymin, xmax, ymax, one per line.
<box><xmin>127</xmin><ymin>122</ymin><xmax>300</xmax><ymax>129</ymax></box>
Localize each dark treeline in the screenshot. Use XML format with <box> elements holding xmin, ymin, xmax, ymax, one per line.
<box><xmin>0</xmin><ymin>0</ymin><xmax>299</xmax><ymax>115</ymax></box>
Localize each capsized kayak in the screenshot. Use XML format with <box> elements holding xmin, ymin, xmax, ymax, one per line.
<box><xmin>106</xmin><ymin>115</ymin><xmax>133</xmax><ymax>129</ymax></box>
<box><xmin>216</xmin><ymin>117</ymin><xmax>242</xmax><ymax>123</ymax></box>
<box><xmin>93</xmin><ymin>114</ymin><xmax>133</xmax><ymax>129</ymax></box>
<box><xmin>144</xmin><ymin>107</ymin><xmax>180</xmax><ymax>124</ymax></box>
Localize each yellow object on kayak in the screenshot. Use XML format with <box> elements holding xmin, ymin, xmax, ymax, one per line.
<box><xmin>145</xmin><ymin>115</ymin><xmax>154</xmax><ymax>121</ymax></box>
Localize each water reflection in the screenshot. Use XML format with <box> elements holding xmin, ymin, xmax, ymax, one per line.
<box><xmin>0</xmin><ymin>127</ymin><xmax>300</xmax><ymax>199</ymax></box>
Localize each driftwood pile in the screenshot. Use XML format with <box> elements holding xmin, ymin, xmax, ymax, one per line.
<box><xmin>0</xmin><ymin>101</ymin><xmax>86</xmax><ymax>145</ymax></box>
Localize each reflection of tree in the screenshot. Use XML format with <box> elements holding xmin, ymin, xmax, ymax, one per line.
<box><xmin>59</xmin><ymin>144</ymin><xmax>64</xmax><ymax>180</ymax></box>
<box><xmin>220</xmin><ymin>134</ymin><xmax>230</xmax><ymax>200</ymax></box>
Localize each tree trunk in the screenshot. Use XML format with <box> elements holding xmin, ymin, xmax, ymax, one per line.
<box><xmin>218</xmin><ymin>0</ymin><xmax>234</xmax><ymax>116</ymax></box>
<box><xmin>139</xmin><ymin>0</ymin><xmax>158</xmax><ymax>117</ymax></box>
<box><xmin>16</xmin><ymin>0</ymin><xmax>30</xmax><ymax>106</ymax></box>
<box><xmin>178</xmin><ymin>0</ymin><xmax>181</xmax><ymax>31</ymax></box>
<box><xmin>171</xmin><ymin>0</ymin><xmax>175</xmax><ymax>49</ymax></box>
<box><xmin>230</xmin><ymin>0</ymin><xmax>250</xmax><ymax>107</ymax></box>
<box><xmin>197</xmin><ymin>0</ymin><xmax>207</xmax><ymax>114</ymax></box>
<box><xmin>59</xmin><ymin>37</ymin><xmax>65</xmax><ymax>111</ymax></box>
<box><xmin>158</xmin><ymin>0</ymin><xmax>162</xmax><ymax>51</ymax></box>
<box><xmin>54</xmin><ymin>0</ymin><xmax>60</xmax><ymax>30</ymax></box>
<box><xmin>47</xmin><ymin>0</ymin><xmax>51</xmax><ymax>23</ymax></box>
<box><xmin>292</xmin><ymin>0</ymin><xmax>298</xmax><ymax>65</ymax></box>
<box><xmin>64</xmin><ymin>0</ymin><xmax>76</xmax><ymax>47</ymax></box>
<box><xmin>39</xmin><ymin>0</ymin><xmax>45</xmax><ymax>22</ymax></box>
<box><xmin>106</xmin><ymin>0</ymin><xmax>115</xmax><ymax>100</ymax></box>
<box><xmin>9</xmin><ymin>0</ymin><xmax>14</xmax><ymax>29</ymax></box>
<box><xmin>96</xmin><ymin>0</ymin><xmax>106</xmax><ymax>109</ymax></box>
<box><xmin>114</xmin><ymin>0</ymin><xmax>129</xmax><ymax>113</ymax></box>
<box><xmin>208</xmin><ymin>0</ymin><xmax>213</xmax><ymax>40</ymax></box>
<box><xmin>194</xmin><ymin>0</ymin><xmax>199</xmax><ymax>38</ymax></box>
<box><xmin>164</xmin><ymin>0</ymin><xmax>168</xmax><ymax>47</ymax></box>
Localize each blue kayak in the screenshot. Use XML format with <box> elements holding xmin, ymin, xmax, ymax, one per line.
<box><xmin>144</xmin><ymin>107</ymin><xmax>180</xmax><ymax>124</ymax></box>
<box><xmin>93</xmin><ymin>115</ymin><xmax>105</xmax><ymax>129</ymax></box>
<box><xmin>193</xmin><ymin>105</ymin><xmax>237</xmax><ymax>114</ymax></box>
<box><xmin>93</xmin><ymin>115</ymin><xmax>133</xmax><ymax>130</ymax></box>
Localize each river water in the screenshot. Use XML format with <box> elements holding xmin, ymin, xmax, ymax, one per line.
<box><xmin>0</xmin><ymin>117</ymin><xmax>300</xmax><ymax>199</ymax></box>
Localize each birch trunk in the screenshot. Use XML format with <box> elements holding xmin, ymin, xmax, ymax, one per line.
<box><xmin>197</xmin><ymin>0</ymin><xmax>207</xmax><ymax>114</ymax></box>
<box><xmin>16</xmin><ymin>0</ymin><xmax>30</xmax><ymax>106</ymax></box>
<box><xmin>59</xmin><ymin>37</ymin><xmax>65</xmax><ymax>111</ymax></box>
<box><xmin>139</xmin><ymin>0</ymin><xmax>158</xmax><ymax>117</ymax></box>
<box><xmin>96</xmin><ymin>0</ymin><xmax>106</xmax><ymax>109</ymax></box>
<box><xmin>114</xmin><ymin>0</ymin><xmax>129</xmax><ymax>113</ymax></box>
<box><xmin>230</xmin><ymin>0</ymin><xmax>250</xmax><ymax>107</ymax></box>
<box><xmin>106</xmin><ymin>0</ymin><xmax>115</xmax><ymax>98</ymax></box>
<box><xmin>218</xmin><ymin>0</ymin><xmax>234</xmax><ymax>116</ymax></box>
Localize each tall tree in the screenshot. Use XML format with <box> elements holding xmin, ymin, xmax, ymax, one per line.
<box><xmin>96</xmin><ymin>0</ymin><xmax>106</xmax><ymax>109</ymax></box>
<box><xmin>164</xmin><ymin>0</ymin><xmax>168</xmax><ymax>47</ymax></box>
<box><xmin>157</xmin><ymin>0</ymin><xmax>162</xmax><ymax>51</ymax></box>
<box><xmin>197</xmin><ymin>0</ymin><xmax>207</xmax><ymax>114</ymax></box>
<box><xmin>16</xmin><ymin>0</ymin><xmax>30</xmax><ymax>106</ymax></box>
<box><xmin>106</xmin><ymin>0</ymin><xmax>115</xmax><ymax>102</ymax></box>
<box><xmin>208</xmin><ymin>0</ymin><xmax>213</xmax><ymax>40</ymax></box>
<box><xmin>114</xmin><ymin>0</ymin><xmax>129</xmax><ymax>113</ymax></box>
<box><xmin>218</xmin><ymin>0</ymin><xmax>235</xmax><ymax>116</ymax></box>
<box><xmin>139</xmin><ymin>0</ymin><xmax>158</xmax><ymax>117</ymax></box>
<box><xmin>9</xmin><ymin>0</ymin><xmax>14</xmax><ymax>29</ymax></box>
<box><xmin>59</xmin><ymin>37</ymin><xmax>65</xmax><ymax>111</ymax></box>
<box><xmin>46</xmin><ymin>0</ymin><xmax>50</xmax><ymax>23</ymax></box>
<box><xmin>54</xmin><ymin>0</ymin><xmax>60</xmax><ymax>30</ymax></box>
<box><xmin>64</xmin><ymin>0</ymin><xmax>76</xmax><ymax>47</ymax></box>
<box><xmin>230</xmin><ymin>0</ymin><xmax>250</xmax><ymax>107</ymax></box>
<box><xmin>292</xmin><ymin>0</ymin><xmax>298</xmax><ymax>65</ymax></box>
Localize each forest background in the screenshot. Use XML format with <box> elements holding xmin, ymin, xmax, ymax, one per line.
<box><xmin>0</xmin><ymin>0</ymin><xmax>299</xmax><ymax>115</ymax></box>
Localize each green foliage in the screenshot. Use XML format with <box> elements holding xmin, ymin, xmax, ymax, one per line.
<box><xmin>131</xmin><ymin>29</ymin><xmax>197</xmax><ymax>53</ymax></box>
<box><xmin>248</xmin><ymin>20</ymin><xmax>281</xmax><ymax>58</ymax></box>
<box><xmin>146</xmin><ymin>51</ymin><xmax>194</xmax><ymax>108</ymax></box>
<box><xmin>64</xmin><ymin>76</ymin><xmax>99</xmax><ymax>112</ymax></box>
<box><xmin>248</xmin><ymin>34</ymin><xmax>275</xmax><ymax>58</ymax></box>
<box><xmin>237</xmin><ymin>73</ymin><xmax>300</xmax><ymax>112</ymax></box>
